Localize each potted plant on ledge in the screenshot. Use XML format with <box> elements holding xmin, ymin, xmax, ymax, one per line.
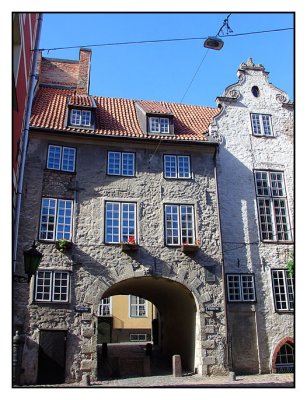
<box><xmin>181</xmin><ymin>239</ymin><xmax>201</xmax><ymax>253</ymax></box>
<box><xmin>56</xmin><ymin>239</ymin><xmax>72</xmax><ymax>252</ymax></box>
<box><xmin>121</xmin><ymin>236</ymin><xmax>139</xmax><ymax>252</ymax></box>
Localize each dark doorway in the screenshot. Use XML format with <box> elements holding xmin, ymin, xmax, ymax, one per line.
<box><xmin>97</xmin><ymin>317</ymin><xmax>112</xmax><ymax>344</ymax></box>
<box><xmin>37</xmin><ymin>330</ymin><xmax>67</xmax><ymax>384</ymax></box>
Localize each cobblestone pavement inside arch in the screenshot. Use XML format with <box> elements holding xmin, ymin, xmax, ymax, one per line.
<box><xmin>20</xmin><ymin>373</ymin><xmax>294</xmax><ymax>388</ymax></box>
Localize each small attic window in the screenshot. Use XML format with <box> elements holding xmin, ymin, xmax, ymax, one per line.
<box><xmin>149</xmin><ymin>117</ymin><xmax>170</xmax><ymax>134</ymax></box>
<box><xmin>251</xmin><ymin>86</ymin><xmax>260</xmax><ymax>98</ymax></box>
<box><xmin>70</xmin><ymin>109</ymin><xmax>91</xmax><ymax>126</ymax></box>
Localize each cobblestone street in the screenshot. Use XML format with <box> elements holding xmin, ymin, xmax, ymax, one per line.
<box><xmin>19</xmin><ymin>373</ymin><xmax>294</xmax><ymax>388</ymax></box>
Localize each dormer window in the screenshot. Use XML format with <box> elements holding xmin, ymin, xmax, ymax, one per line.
<box><xmin>70</xmin><ymin>109</ymin><xmax>91</xmax><ymax>127</ymax></box>
<box><xmin>149</xmin><ymin>117</ymin><xmax>170</xmax><ymax>134</ymax></box>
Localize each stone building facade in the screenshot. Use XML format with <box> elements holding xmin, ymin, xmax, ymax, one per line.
<box><xmin>211</xmin><ymin>58</ymin><xmax>294</xmax><ymax>374</ymax></box>
<box><xmin>13</xmin><ymin>49</ymin><xmax>231</xmax><ymax>385</ymax></box>
<box><xmin>13</xmin><ymin>50</ymin><xmax>294</xmax><ymax>384</ymax></box>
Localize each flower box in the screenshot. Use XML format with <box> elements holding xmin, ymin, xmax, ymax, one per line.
<box><xmin>181</xmin><ymin>243</ymin><xmax>200</xmax><ymax>253</ymax></box>
<box><xmin>121</xmin><ymin>243</ymin><xmax>139</xmax><ymax>252</ymax></box>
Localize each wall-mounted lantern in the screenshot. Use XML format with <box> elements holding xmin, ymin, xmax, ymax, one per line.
<box><xmin>23</xmin><ymin>241</ymin><xmax>43</xmax><ymax>282</ymax></box>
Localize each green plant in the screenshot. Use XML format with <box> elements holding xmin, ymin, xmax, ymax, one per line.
<box><xmin>56</xmin><ymin>239</ymin><xmax>72</xmax><ymax>252</ymax></box>
<box><xmin>287</xmin><ymin>252</ymin><xmax>294</xmax><ymax>277</ymax></box>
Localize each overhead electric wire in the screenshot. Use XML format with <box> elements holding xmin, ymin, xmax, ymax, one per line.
<box><xmin>36</xmin><ymin>27</ymin><xmax>293</xmax><ymax>52</ymax></box>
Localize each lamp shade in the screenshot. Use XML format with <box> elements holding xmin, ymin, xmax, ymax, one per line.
<box><xmin>204</xmin><ymin>36</ymin><xmax>224</xmax><ymax>50</ymax></box>
<box><xmin>23</xmin><ymin>241</ymin><xmax>43</xmax><ymax>280</ymax></box>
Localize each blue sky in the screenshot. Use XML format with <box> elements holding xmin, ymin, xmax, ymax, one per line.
<box><xmin>39</xmin><ymin>12</ymin><xmax>294</xmax><ymax>107</ymax></box>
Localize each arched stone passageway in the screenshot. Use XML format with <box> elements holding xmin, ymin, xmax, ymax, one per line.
<box><xmin>101</xmin><ymin>276</ymin><xmax>198</xmax><ymax>372</ymax></box>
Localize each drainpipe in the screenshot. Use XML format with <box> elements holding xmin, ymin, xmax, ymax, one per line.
<box><xmin>213</xmin><ymin>146</ymin><xmax>232</xmax><ymax>371</ymax></box>
<box><xmin>13</xmin><ymin>13</ymin><xmax>43</xmax><ymax>273</ymax></box>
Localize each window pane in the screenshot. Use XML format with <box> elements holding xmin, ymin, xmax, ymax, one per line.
<box><xmin>108</xmin><ymin>152</ymin><xmax>121</xmax><ymax>175</ymax></box>
<box><xmin>258</xmin><ymin>198</ymin><xmax>273</xmax><ymax>240</ymax></box>
<box><xmin>180</xmin><ymin>205</ymin><xmax>194</xmax><ymax>244</ymax></box>
<box><xmin>165</xmin><ymin>205</ymin><xmax>179</xmax><ymax>245</ymax></box>
<box><xmin>81</xmin><ymin>110</ymin><xmax>91</xmax><ymax>126</ymax></box>
<box><xmin>251</xmin><ymin>114</ymin><xmax>261</xmax><ymax>135</ymax></box>
<box><xmin>105</xmin><ymin>202</ymin><xmax>120</xmax><ymax>243</ymax></box>
<box><xmin>241</xmin><ymin>275</ymin><xmax>256</xmax><ymax>301</ymax></box>
<box><xmin>262</xmin><ymin>114</ymin><xmax>272</xmax><ymax>136</ymax></box>
<box><xmin>160</xmin><ymin>118</ymin><xmax>169</xmax><ymax>133</ymax></box>
<box><xmin>178</xmin><ymin>156</ymin><xmax>191</xmax><ymax>178</ymax></box>
<box><xmin>122</xmin><ymin>153</ymin><xmax>135</xmax><ymax>176</ymax></box>
<box><xmin>62</xmin><ymin>147</ymin><xmax>76</xmax><ymax>172</ymax></box>
<box><xmin>149</xmin><ymin>117</ymin><xmax>160</xmax><ymax>133</ymax></box>
<box><xmin>121</xmin><ymin>203</ymin><xmax>136</xmax><ymax>242</ymax></box>
<box><xmin>272</xmin><ymin>270</ymin><xmax>293</xmax><ymax>311</ymax></box>
<box><xmin>71</xmin><ymin>109</ymin><xmax>81</xmax><ymax>125</ymax></box>
<box><xmin>227</xmin><ymin>275</ymin><xmax>241</xmax><ymax>301</ymax></box>
<box><xmin>56</xmin><ymin>200</ymin><xmax>73</xmax><ymax>240</ymax></box>
<box><xmin>255</xmin><ymin>171</ymin><xmax>270</xmax><ymax>196</ymax></box>
<box><xmin>164</xmin><ymin>155</ymin><xmax>177</xmax><ymax>178</ymax></box>
<box><xmin>47</xmin><ymin>145</ymin><xmax>61</xmax><ymax>170</ymax></box>
<box><xmin>35</xmin><ymin>271</ymin><xmax>52</xmax><ymax>301</ymax></box>
<box><xmin>39</xmin><ymin>198</ymin><xmax>57</xmax><ymax>241</ymax></box>
<box><xmin>52</xmin><ymin>272</ymin><xmax>69</xmax><ymax>302</ymax></box>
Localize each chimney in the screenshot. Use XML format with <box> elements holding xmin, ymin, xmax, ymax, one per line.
<box><xmin>77</xmin><ymin>48</ymin><xmax>92</xmax><ymax>95</ymax></box>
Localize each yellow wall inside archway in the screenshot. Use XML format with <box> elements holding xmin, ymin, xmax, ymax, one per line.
<box><xmin>102</xmin><ymin>276</ymin><xmax>197</xmax><ymax>371</ymax></box>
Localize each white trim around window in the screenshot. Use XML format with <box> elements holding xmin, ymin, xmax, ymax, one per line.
<box><xmin>34</xmin><ymin>270</ymin><xmax>70</xmax><ymax>303</ymax></box>
<box><xmin>107</xmin><ymin>151</ymin><xmax>135</xmax><ymax>176</ymax></box>
<box><xmin>164</xmin><ymin>155</ymin><xmax>191</xmax><ymax>179</ymax></box>
<box><xmin>254</xmin><ymin>170</ymin><xmax>291</xmax><ymax>241</ymax></box>
<box><xmin>164</xmin><ymin>204</ymin><xmax>195</xmax><ymax>246</ymax></box>
<box><xmin>250</xmin><ymin>113</ymin><xmax>273</xmax><ymax>137</ymax></box>
<box><xmin>129</xmin><ymin>295</ymin><xmax>148</xmax><ymax>318</ymax></box>
<box><xmin>70</xmin><ymin>109</ymin><xmax>92</xmax><ymax>127</ymax></box>
<box><xmin>226</xmin><ymin>274</ymin><xmax>256</xmax><ymax>302</ymax></box>
<box><xmin>149</xmin><ymin>117</ymin><xmax>170</xmax><ymax>134</ymax></box>
<box><xmin>105</xmin><ymin>201</ymin><xmax>137</xmax><ymax>244</ymax></box>
<box><xmin>39</xmin><ymin>197</ymin><xmax>73</xmax><ymax>241</ymax></box>
<box><xmin>98</xmin><ymin>297</ymin><xmax>112</xmax><ymax>316</ymax></box>
<box><xmin>47</xmin><ymin>145</ymin><xmax>76</xmax><ymax>172</ymax></box>
<box><xmin>271</xmin><ymin>269</ymin><xmax>294</xmax><ymax>311</ymax></box>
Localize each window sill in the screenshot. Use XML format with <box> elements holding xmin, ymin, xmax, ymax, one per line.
<box><xmin>44</xmin><ymin>168</ymin><xmax>76</xmax><ymax>175</ymax></box>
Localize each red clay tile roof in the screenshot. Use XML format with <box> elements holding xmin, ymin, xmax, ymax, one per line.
<box><xmin>67</xmin><ymin>93</ymin><xmax>96</xmax><ymax>108</ymax></box>
<box><xmin>30</xmin><ymin>86</ymin><xmax>219</xmax><ymax>142</ymax></box>
<box><xmin>137</xmin><ymin>100</ymin><xmax>173</xmax><ymax>115</ymax></box>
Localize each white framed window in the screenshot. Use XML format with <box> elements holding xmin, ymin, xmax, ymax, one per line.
<box><xmin>271</xmin><ymin>270</ymin><xmax>294</xmax><ymax>311</ymax></box>
<box><xmin>149</xmin><ymin>117</ymin><xmax>170</xmax><ymax>134</ymax></box>
<box><xmin>98</xmin><ymin>297</ymin><xmax>112</xmax><ymax>316</ymax></box>
<box><xmin>255</xmin><ymin>171</ymin><xmax>291</xmax><ymax>241</ymax></box>
<box><xmin>251</xmin><ymin>113</ymin><xmax>273</xmax><ymax>136</ymax></box>
<box><xmin>129</xmin><ymin>295</ymin><xmax>147</xmax><ymax>317</ymax></box>
<box><xmin>39</xmin><ymin>198</ymin><xmax>73</xmax><ymax>241</ymax></box>
<box><xmin>105</xmin><ymin>201</ymin><xmax>137</xmax><ymax>244</ymax></box>
<box><xmin>35</xmin><ymin>271</ymin><xmax>70</xmax><ymax>302</ymax></box>
<box><xmin>107</xmin><ymin>151</ymin><xmax>135</xmax><ymax>176</ymax></box>
<box><xmin>130</xmin><ymin>333</ymin><xmax>148</xmax><ymax>342</ymax></box>
<box><xmin>164</xmin><ymin>155</ymin><xmax>191</xmax><ymax>178</ymax></box>
<box><xmin>47</xmin><ymin>145</ymin><xmax>76</xmax><ymax>172</ymax></box>
<box><xmin>164</xmin><ymin>204</ymin><xmax>195</xmax><ymax>245</ymax></box>
<box><xmin>226</xmin><ymin>274</ymin><xmax>256</xmax><ymax>302</ymax></box>
<box><xmin>70</xmin><ymin>109</ymin><xmax>92</xmax><ymax>126</ymax></box>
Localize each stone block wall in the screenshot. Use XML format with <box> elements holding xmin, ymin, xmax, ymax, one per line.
<box><xmin>212</xmin><ymin>61</ymin><xmax>294</xmax><ymax>373</ymax></box>
<box><xmin>15</xmin><ymin>134</ymin><xmax>228</xmax><ymax>383</ymax></box>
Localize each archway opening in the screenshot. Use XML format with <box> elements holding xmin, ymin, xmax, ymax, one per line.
<box><xmin>97</xmin><ymin>276</ymin><xmax>198</xmax><ymax>378</ymax></box>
